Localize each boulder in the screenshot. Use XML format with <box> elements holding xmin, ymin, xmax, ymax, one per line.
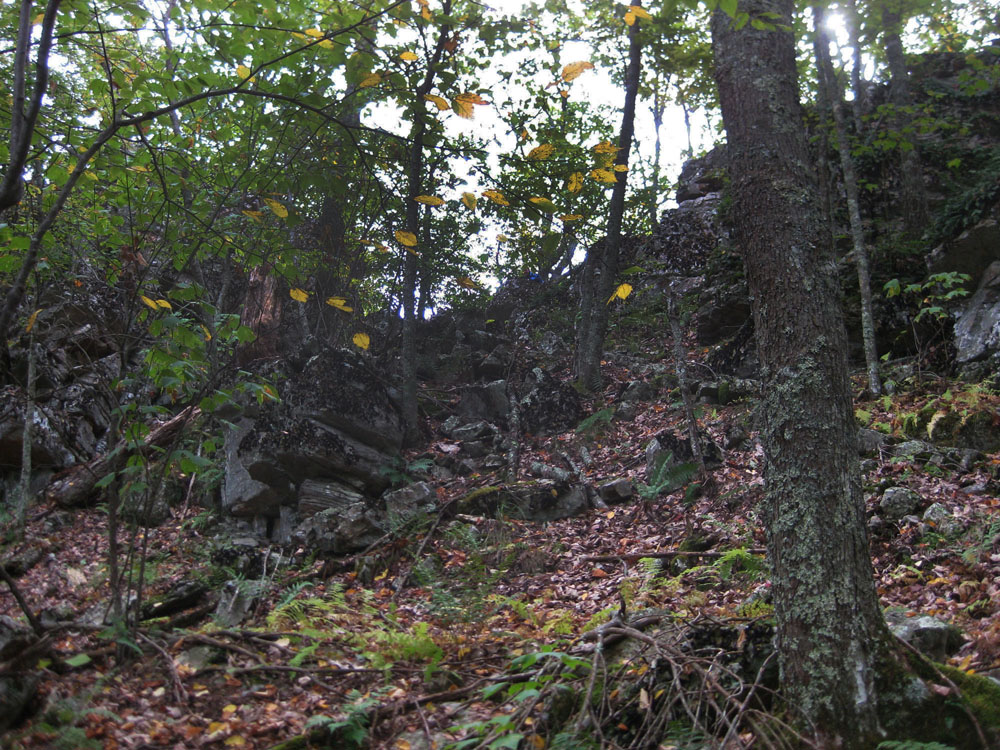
<box><xmin>458</xmin><ymin>380</ymin><xmax>510</xmax><ymax>425</ymax></box>
<box><xmin>598</xmin><ymin>478</ymin><xmax>633</xmax><ymax>504</ymax></box>
<box><xmin>520</xmin><ymin>368</ymin><xmax>584</xmax><ymax>436</ymax></box>
<box><xmin>383</xmin><ymin>481</ymin><xmax>437</xmax><ymax>520</ymax></box>
<box><xmin>291</xmin><ymin>504</ymin><xmax>385</xmax><ymax>554</ymax></box>
<box><xmin>879</xmin><ymin>487</ymin><xmax>924</xmax><ymax>521</ymax></box>
<box><xmin>953</xmin><ymin>260</ymin><xmax>1000</xmax><ymax>364</ymax></box>
<box><xmin>645</xmin><ymin>430</ymin><xmax>723</xmax><ymax>476</ymax></box>
<box><xmin>922</xmin><ymin>503</ymin><xmax>963</xmax><ymax>536</ymax></box>
<box><xmin>886</xmin><ymin>610</ymin><xmax>965</xmax><ymax>661</ymax></box>
<box><xmin>222</xmin><ymin>349</ymin><xmax>404</xmax><ymax>537</ymax></box>
<box><xmin>674</xmin><ymin>146</ymin><xmax>727</xmax><ymax>204</ymax></box>
<box><xmin>927</xmin><ymin>217</ymin><xmax>1000</xmax><ymax>284</ymax></box>
<box><xmin>619</xmin><ymin>380</ymin><xmax>655</xmax><ymax>403</ymax></box>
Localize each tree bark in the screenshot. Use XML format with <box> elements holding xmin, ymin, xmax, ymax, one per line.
<box><xmin>814</xmin><ymin>5</ymin><xmax>882</xmax><ymax>395</ymax></box>
<box><xmin>711</xmin><ymin>1</ymin><xmax>893</xmax><ymax>745</ymax></box>
<box><xmin>882</xmin><ymin>1</ymin><xmax>928</xmax><ymax>238</ymax></box>
<box><xmin>574</xmin><ymin>9</ymin><xmax>643</xmax><ymax>391</ymax></box>
<box><xmin>399</xmin><ymin>11</ymin><xmax>451</xmax><ymax>444</ymax></box>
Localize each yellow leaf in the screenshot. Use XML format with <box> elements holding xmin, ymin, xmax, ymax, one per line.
<box><xmin>318</xmin><ymin>39</ymin><xmax>335</xmax><ymax>50</ymax></box>
<box><xmin>456</xmin><ymin>277</ymin><xmax>480</xmax><ymax>290</ymax></box>
<box><xmin>529</xmin><ymin>735</ymin><xmax>545</xmax><ymax>750</ymax></box>
<box><xmin>224</xmin><ymin>737</ymin><xmax>246</xmax><ymax>747</ymax></box>
<box><xmin>264</xmin><ymin>198</ymin><xmax>288</xmax><ymax>218</ymax></box>
<box><xmin>482</xmin><ymin>189</ymin><xmax>509</xmax><ymax>206</ymax></box>
<box><xmin>453</xmin><ymin>92</ymin><xmax>488</xmax><ymax>119</ymax></box>
<box><xmin>414</xmin><ymin>195</ymin><xmax>445</xmax><ymax>206</ymax></box>
<box><xmin>236</xmin><ymin>64</ymin><xmax>253</xmax><ymax>80</ymax></box>
<box><xmin>527</xmin><ymin>144</ymin><xmax>555</xmax><ymax>161</ymax></box>
<box><xmin>207</xmin><ymin>722</ymin><xmax>228</xmax><ymax>734</ymax></box>
<box><xmin>607</xmin><ymin>283</ymin><xmax>633</xmax><ymax>304</ymax></box>
<box><xmin>424</xmin><ymin>94</ymin><xmax>450</xmax><ymax>111</ymax></box>
<box><xmin>222</xmin><ymin>704</ymin><xmax>238</xmax><ymax>716</ymax></box>
<box><xmin>625</xmin><ymin>10</ymin><xmax>636</xmax><ymax>25</ymax></box>
<box><xmin>353</xmin><ymin>332</ymin><xmax>370</xmax><ymax>350</ymax></box>
<box><xmin>155</xmin><ymin>299</ymin><xmax>172</xmax><ymax>310</ymax></box>
<box><xmin>561</xmin><ymin>61</ymin><xmax>594</xmax><ymax>82</ymax></box>
<box><xmin>325</xmin><ymin>297</ymin><xmax>353</xmax><ymax>312</ymax></box>
<box><xmin>396</xmin><ymin>740</ymin><xmax>412</xmax><ymax>750</ymax></box>
<box><xmin>630</xmin><ymin>5</ymin><xmax>652</xmax><ymax>19</ymax></box>
<box><xmin>32</xmin><ymin>13</ymin><xmax>44</xmax><ymax>25</ymax></box>
<box><xmin>593</xmin><ymin>140</ymin><xmax>618</xmax><ymax>154</ymax></box>
<box><xmin>25</xmin><ymin>308</ymin><xmax>42</xmax><ymax>333</ymax></box>
<box><xmin>461</xmin><ymin>192</ymin><xmax>477</xmax><ymax>210</ymax></box>
<box><xmin>590</xmin><ymin>168</ymin><xmax>617</xmax><ymax>184</ymax></box>
<box><xmin>395</xmin><ymin>230</ymin><xmax>417</xmax><ymax>247</ymax></box>
<box><xmin>497</xmin><ymin>234</ymin><xmax>508</xmax><ymax>242</ymax></box>
<box><xmin>140</xmin><ymin>295</ymin><xmax>159</xmax><ymax>311</ymax></box>
<box><xmin>291</xmin><ymin>32</ymin><xmax>306</xmax><ymax>40</ymax></box>
<box><xmin>241</xmin><ymin>210</ymin><xmax>263</xmax><ymax>222</ymax></box>
<box><xmin>201</xmin><ymin>325</ymin><xmax>212</xmax><ymax>341</ymax></box>
<box><xmin>304</xmin><ymin>28</ymin><xmax>324</xmax><ymax>37</ymax></box>
<box><xmin>566</xmin><ymin>172</ymin><xmax>584</xmax><ymax>193</ymax></box>
<box><xmin>560</xmin><ymin>214</ymin><xmax>583</xmax><ymax>222</ymax></box>
<box><xmin>129</xmin><ymin>165</ymin><xmax>149</xmax><ymax>172</ymax></box>
<box><xmin>289</xmin><ymin>288</ymin><xmax>309</xmax><ymax>302</ymax></box>
<box><xmin>614</xmin><ymin>164</ymin><xmax>629</xmax><ymax>172</ymax></box>
<box><xmin>400</xmin><ymin>51</ymin><xmax>419</xmax><ymax>61</ymax></box>
<box><xmin>359</xmin><ymin>72</ymin><xmax>382</xmax><ymax>88</ymax></box>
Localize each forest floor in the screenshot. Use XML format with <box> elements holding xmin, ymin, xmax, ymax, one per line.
<box><xmin>2</xmin><ymin>343</ymin><xmax>1000</xmax><ymax>749</ymax></box>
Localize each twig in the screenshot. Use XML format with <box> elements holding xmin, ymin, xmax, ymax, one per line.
<box><xmin>139</xmin><ymin>632</ymin><xmax>188</xmax><ymax>705</ymax></box>
<box><xmin>582</xmin><ymin>548</ymin><xmax>766</xmax><ymax>564</ymax></box>
<box><xmin>0</xmin><ymin>559</ymin><xmax>43</xmax><ymax>635</ymax></box>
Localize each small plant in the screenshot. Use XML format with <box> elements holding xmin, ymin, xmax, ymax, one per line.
<box><xmin>378</xmin><ymin>456</ymin><xmax>433</xmax><ymax>486</ymax></box>
<box><xmin>575</xmin><ymin>407</ymin><xmax>614</xmax><ymax>441</ymax></box>
<box><xmin>304</xmin><ymin>689</ymin><xmax>384</xmax><ymax>749</ymax></box>
<box><xmin>876</xmin><ymin>742</ymin><xmax>955</xmax><ymax>750</ymax></box>
<box><xmin>637</xmin><ymin>451</ymin><xmax>699</xmax><ymax>501</ymax></box>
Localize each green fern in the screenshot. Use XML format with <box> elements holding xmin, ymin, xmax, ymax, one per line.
<box><xmin>637</xmin><ymin>452</ymin><xmax>699</xmax><ymax>501</ymax></box>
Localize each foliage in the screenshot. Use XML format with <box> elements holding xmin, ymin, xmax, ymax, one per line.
<box><xmin>636</xmin><ymin>451</ymin><xmax>699</xmax><ymax>501</ymax></box>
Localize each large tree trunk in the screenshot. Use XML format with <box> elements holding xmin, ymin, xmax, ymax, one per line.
<box><xmin>711</xmin><ymin>1</ymin><xmax>893</xmax><ymax>745</ymax></box>
<box><xmin>574</xmin><ymin>10</ymin><xmax>642</xmax><ymax>391</ymax></box>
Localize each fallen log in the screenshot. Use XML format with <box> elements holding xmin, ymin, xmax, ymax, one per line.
<box><xmin>44</xmin><ymin>406</ymin><xmax>201</xmax><ymax>507</ymax></box>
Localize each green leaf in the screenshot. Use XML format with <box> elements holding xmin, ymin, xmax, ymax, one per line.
<box><xmin>65</xmin><ymin>653</ymin><xmax>92</xmax><ymax>667</ymax></box>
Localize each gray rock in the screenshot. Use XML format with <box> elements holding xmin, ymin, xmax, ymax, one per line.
<box><xmin>928</xmin><ymin>218</ymin><xmax>1000</xmax><ymax>285</ymax></box>
<box><xmin>537</xmin><ymin>330</ymin><xmax>566</xmax><ymax>356</ymax></box>
<box><xmin>214</xmin><ymin>579</ymin><xmax>264</xmax><ymax>628</ymax></box>
<box><xmin>620</xmin><ymin>380</ymin><xmax>655</xmax><ymax>403</ymax></box>
<box><xmin>891</xmin><ymin>440</ymin><xmax>942</xmax><ymax>464</ymax></box>
<box><xmin>520</xmin><ymin>368</ymin><xmax>584</xmax><ymax>436</ymax></box>
<box><xmin>176</xmin><ymin>645</ymin><xmax>219</xmax><ymax>671</ymax></box>
<box><xmin>886</xmin><ymin>611</ymin><xmax>964</xmax><ymax>661</ymax></box>
<box><xmin>858</xmin><ymin>428</ymin><xmax>890</xmax><ymax>455</ymax></box>
<box><xmin>954</xmin><ymin>260</ymin><xmax>1000</xmax><ymax>363</ymax></box>
<box><xmin>598</xmin><ymin>478</ymin><xmax>633</xmax><ymax>504</ymax></box>
<box><xmin>450</xmin><ymin>420</ymin><xmax>495</xmax><ymax>442</ymax></box>
<box><xmin>646</xmin><ymin>430</ymin><xmax>722</xmax><ymax>476</ymax></box>
<box><xmin>383</xmin><ymin>481</ymin><xmax>436</xmax><ymax>519</ymax></box>
<box><xmin>922</xmin><ymin>503</ymin><xmax>962</xmax><ymax>536</ymax></box>
<box><xmin>298</xmin><ymin>478</ymin><xmax>364</xmax><ymax>518</ymax></box>
<box><xmin>458</xmin><ymin>380</ymin><xmax>510</xmax><ymax>424</ymax></box>
<box><xmin>292</xmin><ymin>504</ymin><xmax>385</xmax><ymax>555</ymax></box>
<box><xmin>868</xmin><ymin>515</ymin><xmax>890</xmax><ymax>539</ymax></box>
<box><xmin>880</xmin><ymin>487</ymin><xmax>924</xmax><ymax>521</ymax></box>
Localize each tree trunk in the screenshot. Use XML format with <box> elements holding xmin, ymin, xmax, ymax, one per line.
<box><xmin>574</xmin><ymin>10</ymin><xmax>642</xmax><ymax>391</ymax></box>
<box><xmin>711</xmin><ymin>1</ymin><xmax>893</xmax><ymax>745</ymax></box>
<box><xmin>882</xmin><ymin>2</ymin><xmax>928</xmax><ymax>238</ymax></box>
<box><xmin>400</xmin><ymin>10</ymin><xmax>452</xmax><ymax>443</ymax></box>
<box><xmin>844</xmin><ymin>0</ymin><xmax>866</xmax><ymax>132</ymax></box>
<box><xmin>814</xmin><ymin>5</ymin><xmax>882</xmax><ymax>396</ymax></box>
